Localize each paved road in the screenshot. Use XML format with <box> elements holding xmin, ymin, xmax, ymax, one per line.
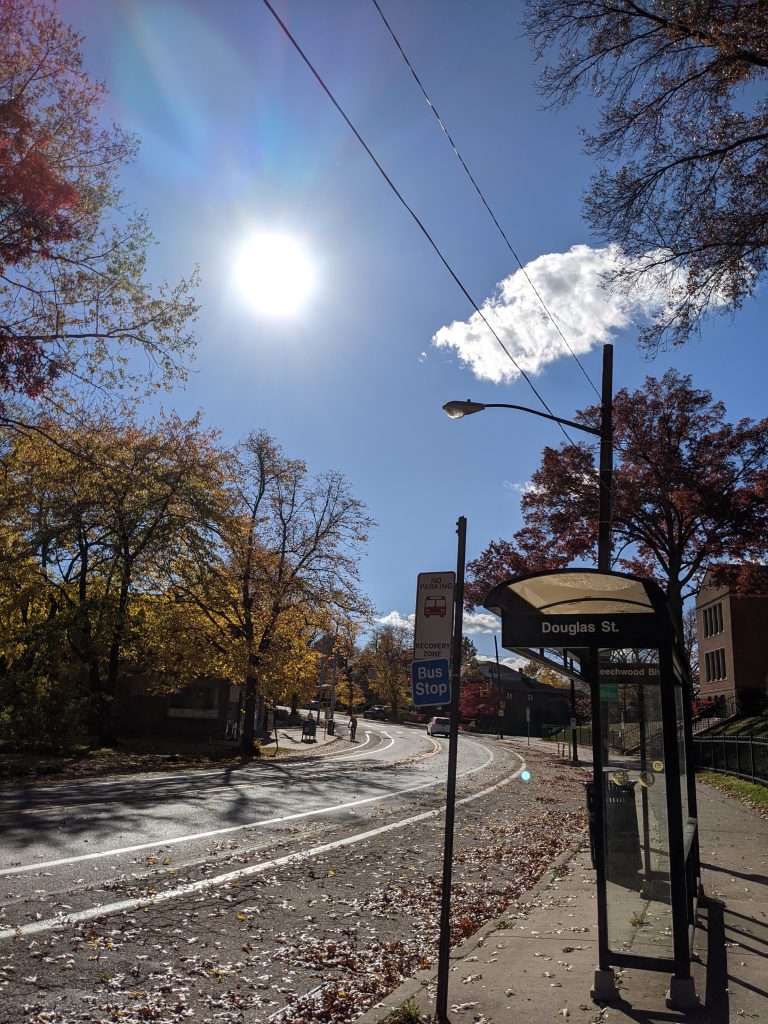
<box><xmin>0</xmin><ymin>729</ymin><xmax>588</xmax><ymax>1024</ymax></box>
<box><xmin>0</xmin><ymin>723</ymin><xmax>498</xmax><ymax>934</ymax></box>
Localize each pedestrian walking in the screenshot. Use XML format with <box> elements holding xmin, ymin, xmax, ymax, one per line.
<box><xmin>349</xmin><ymin>714</ymin><xmax>358</xmax><ymax>741</ymax></box>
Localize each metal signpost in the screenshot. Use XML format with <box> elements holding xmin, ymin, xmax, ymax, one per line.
<box><xmin>435</xmin><ymin>517</ymin><xmax>466</xmax><ymax>1023</ymax></box>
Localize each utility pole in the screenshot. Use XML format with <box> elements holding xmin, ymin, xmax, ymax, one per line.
<box><xmin>598</xmin><ymin>344</ymin><xmax>613</xmax><ymax>572</ymax></box>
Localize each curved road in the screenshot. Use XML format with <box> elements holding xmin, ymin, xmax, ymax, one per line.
<box><xmin>0</xmin><ymin>722</ymin><xmax>522</xmax><ymax>938</ymax></box>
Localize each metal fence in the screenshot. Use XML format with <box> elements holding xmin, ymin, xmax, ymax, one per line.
<box><xmin>693</xmin><ymin>734</ymin><xmax>768</xmax><ymax>786</ymax></box>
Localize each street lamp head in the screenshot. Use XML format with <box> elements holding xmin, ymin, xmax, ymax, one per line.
<box><xmin>442</xmin><ymin>400</ymin><xmax>486</xmax><ymax>419</ymax></box>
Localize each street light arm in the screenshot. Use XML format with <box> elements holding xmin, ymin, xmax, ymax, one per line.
<box><xmin>442</xmin><ymin>400</ymin><xmax>601</xmax><ymax>438</ymax></box>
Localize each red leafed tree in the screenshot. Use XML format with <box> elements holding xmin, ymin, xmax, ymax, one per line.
<box><xmin>465</xmin><ymin>370</ymin><xmax>768</xmax><ymax>637</ymax></box>
<box><xmin>460</xmin><ymin>679</ymin><xmax>502</xmax><ymax>719</ymax></box>
<box><xmin>0</xmin><ymin>0</ymin><xmax>197</xmax><ymax>404</ymax></box>
<box><xmin>0</xmin><ymin>96</ymin><xmax>81</xmax><ymax>268</ymax></box>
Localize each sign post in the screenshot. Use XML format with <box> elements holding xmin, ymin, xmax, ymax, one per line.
<box><xmin>435</xmin><ymin>518</ymin><xmax>466</xmax><ymax>1023</ymax></box>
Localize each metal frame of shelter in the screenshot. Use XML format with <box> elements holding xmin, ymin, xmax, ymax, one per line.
<box><xmin>484</xmin><ymin>569</ymin><xmax>701</xmax><ymax>1010</ymax></box>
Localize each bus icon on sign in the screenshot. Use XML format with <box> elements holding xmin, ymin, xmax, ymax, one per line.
<box><xmin>424</xmin><ymin>596</ymin><xmax>447</xmax><ymax>618</ymax></box>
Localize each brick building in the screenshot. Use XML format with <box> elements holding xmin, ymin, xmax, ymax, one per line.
<box><xmin>695</xmin><ymin>567</ymin><xmax>768</xmax><ymax>713</ymax></box>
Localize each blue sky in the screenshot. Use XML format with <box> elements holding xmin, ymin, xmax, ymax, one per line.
<box><xmin>59</xmin><ymin>0</ymin><xmax>764</xmax><ymax>661</ymax></box>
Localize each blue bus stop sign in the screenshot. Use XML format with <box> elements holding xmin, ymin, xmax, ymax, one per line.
<box><xmin>411</xmin><ymin>658</ymin><xmax>451</xmax><ymax>707</ymax></box>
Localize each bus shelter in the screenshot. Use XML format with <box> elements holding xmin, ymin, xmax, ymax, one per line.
<box><xmin>484</xmin><ymin>570</ymin><xmax>701</xmax><ymax>1009</ymax></box>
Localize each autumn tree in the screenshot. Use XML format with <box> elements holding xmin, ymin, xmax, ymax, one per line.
<box><xmin>0</xmin><ymin>407</ymin><xmax>224</xmax><ymax>740</ymax></box>
<box><xmin>0</xmin><ymin>0</ymin><xmax>198</xmax><ymax>405</ymax></box>
<box><xmin>359</xmin><ymin>623</ymin><xmax>413</xmax><ymax>721</ymax></box>
<box><xmin>169</xmin><ymin>432</ymin><xmax>374</xmax><ymax>755</ymax></box>
<box><xmin>466</xmin><ymin>371</ymin><xmax>768</xmax><ymax>638</ymax></box>
<box><xmin>524</xmin><ymin>1</ymin><xmax>768</xmax><ymax>350</ymax></box>
<box><xmin>521</xmin><ymin>660</ymin><xmax>569</xmax><ymax>690</ymax></box>
<box><xmin>459</xmin><ymin>678</ymin><xmax>501</xmax><ymax>719</ymax></box>
<box><xmin>461</xmin><ymin>635</ymin><xmax>481</xmax><ymax>681</ymax></box>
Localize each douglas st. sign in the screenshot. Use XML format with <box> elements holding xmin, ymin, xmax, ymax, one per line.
<box><xmin>501</xmin><ymin>613</ymin><xmax>663</xmax><ymax>650</ymax></box>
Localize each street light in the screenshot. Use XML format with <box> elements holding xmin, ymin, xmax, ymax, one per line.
<box><xmin>444</xmin><ymin>345</ymin><xmax>614</xmax><ymax>769</ymax></box>
<box><xmin>442</xmin><ymin>344</ymin><xmax>613</xmax><ymax>571</ymax></box>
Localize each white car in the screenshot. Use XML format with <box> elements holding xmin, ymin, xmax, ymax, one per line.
<box><xmin>426</xmin><ymin>716</ymin><xmax>450</xmax><ymax>737</ymax></box>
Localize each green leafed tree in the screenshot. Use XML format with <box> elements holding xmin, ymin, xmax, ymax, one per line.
<box><xmin>524</xmin><ymin>0</ymin><xmax>768</xmax><ymax>350</ymax></box>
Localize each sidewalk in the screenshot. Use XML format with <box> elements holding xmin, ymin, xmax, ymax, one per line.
<box><xmin>356</xmin><ymin>744</ymin><xmax>768</xmax><ymax>1023</ymax></box>
<box><xmin>268</xmin><ymin>715</ymin><xmax>347</xmax><ymax>757</ymax></box>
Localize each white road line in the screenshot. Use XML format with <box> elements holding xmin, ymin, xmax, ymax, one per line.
<box><xmin>0</xmin><ymin>748</ymin><xmax>523</xmax><ymax>941</ymax></box>
<box><xmin>0</xmin><ymin>734</ymin><xmax>485</xmax><ymax>876</ymax></box>
<box><xmin>0</xmin><ymin>727</ymin><xmax>386</xmax><ymax>813</ymax></box>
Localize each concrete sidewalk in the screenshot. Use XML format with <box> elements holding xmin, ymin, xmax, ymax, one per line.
<box><xmin>268</xmin><ymin>716</ymin><xmax>345</xmax><ymax>757</ymax></box>
<box><xmin>356</xmin><ymin>747</ymin><xmax>768</xmax><ymax>1023</ymax></box>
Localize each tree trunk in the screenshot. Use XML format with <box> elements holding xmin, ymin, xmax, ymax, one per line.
<box><xmin>665</xmin><ymin>576</ymin><xmax>685</xmax><ymax>645</ymax></box>
<box><xmin>240</xmin><ymin>673</ymin><xmax>257</xmax><ymax>755</ymax></box>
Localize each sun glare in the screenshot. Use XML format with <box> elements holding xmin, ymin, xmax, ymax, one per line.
<box><xmin>233</xmin><ymin>231</ymin><xmax>317</xmax><ymax>318</ymax></box>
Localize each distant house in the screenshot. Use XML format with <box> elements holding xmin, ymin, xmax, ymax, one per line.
<box><xmin>109</xmin><ymin>676</ymin><xmax>242</xmax><ymax>740</ymax></box>
<box><xmin>695</xmin><ymin>567</ymin><xmax>768</xmax><ymax>713</ymax></box>
<box><xmin>474</xmin><ymin>660</ymin><xmax>572</xmax><ymax>734</ymax></box>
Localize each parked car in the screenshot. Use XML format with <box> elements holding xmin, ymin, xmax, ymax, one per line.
<box><xmin>426</xmin><ymin>716</ymin><xmax>450</xmax><ymax>737</ymax></box>
<box><xmin>363</xmin><ymin>706</ymin><xmax>389</xmax><ymax>720</ymax></box>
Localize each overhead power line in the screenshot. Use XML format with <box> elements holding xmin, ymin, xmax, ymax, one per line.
<box><xmin>370</xmin><ymin>0</ymin><xmax>600</xmax><ymax>401</ymax></box>
<box><xmin>259</xmin><ymin>0</ymin><xmax>576</xmax><ymax>444</ymax></box>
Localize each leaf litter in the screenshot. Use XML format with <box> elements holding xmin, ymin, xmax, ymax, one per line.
<box><xmin>2</xmin><ymin>747</ymin><xmax>588</xmax><ymax>1024</ymax></box>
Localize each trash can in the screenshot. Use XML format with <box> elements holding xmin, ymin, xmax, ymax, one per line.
<box><xmin>583</xmin><ymin>779</ymin><xmax>641</xmax><ymax>885</ymax></box>
<box><xmin>301</xmin><ymin>719</ymin><xmax>316</xmax><ymax>742</ymax></box>
<box><xmin>605</xmin><ymin>780</ymin><xmax>641</xmax><ymax>886</ymax></box>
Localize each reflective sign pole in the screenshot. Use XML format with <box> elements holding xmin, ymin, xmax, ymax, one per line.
<box><xmin>435</xmin><ymin>516</ymin><xmax>466</xmax><ymax>1022</ymax></box>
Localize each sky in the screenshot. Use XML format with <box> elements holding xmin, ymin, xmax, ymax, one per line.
<box><xmin>57</xmin><ymin>0</ymin><xmax>765</xmax><ymax>663</ymax></box>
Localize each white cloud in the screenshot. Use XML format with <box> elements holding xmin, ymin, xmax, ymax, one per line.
<box><xmin>462</xmin><ymin>610</ymin><xmax>499</xmax><ymax>635</ymax></box>
<box><xmin>432</xmin><ymin>244</ymin><xmax>679</xmax><ymax>383</ymax></box>
<box><xmin>377</xmin><ymin>610</ymin><xmax>415</xmax><ymax>629</ymax></box>
<box><xmin>502</xmin><ymin>479</ymin><xmax>536</xmax><ymax>495</ymax></box>
<box><xmin>377</xmin><ymin>608</ymin><xmax>497</xmax><ymax>635</ymax></box>
<box><xmin>478</xmin><ymin>654</ymin><xmax>526</xmax><ymax>672</ymax></box>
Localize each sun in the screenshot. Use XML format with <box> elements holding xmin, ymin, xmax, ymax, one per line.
<box><xmin>233</xmin><ymin>231</ymin><xmax>317</xmax><ymax>318</ymax></box>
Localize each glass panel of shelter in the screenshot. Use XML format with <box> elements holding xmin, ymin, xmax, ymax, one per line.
<box><xmin>598</xmin><ymin>648</ymin><xmax>675</xmax><ymax>961</ymax></box>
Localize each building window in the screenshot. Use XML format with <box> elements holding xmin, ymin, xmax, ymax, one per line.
<box><xmin>168</xmin><ymin>685</ymin><xmax>219</xmax><ymax>719</ymax></box>
<box><xmin>703</xmin><ymin>602</ymin><xmax>724</xmax><ymax>638</ymax></box>
<box><xmin>704</xmin><ymin>648</ymin><xmax>727</xmax><ymax>682</ymax></box>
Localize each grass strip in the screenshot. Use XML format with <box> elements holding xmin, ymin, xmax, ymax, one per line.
<box><xmin>697</xmin><ymin>770</ymin><xmax>768</xmax><ymax>815</ymax></box>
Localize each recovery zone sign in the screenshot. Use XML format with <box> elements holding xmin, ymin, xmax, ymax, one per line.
<box><xmin>414</xmin><ymin>571</ymin><xmax>455</xmax><ymax>661</ymax></box>
<box><xmin>412</xmin><ymin>571</ymin><xmax>455</xmax><ymax>706</ymax></box>
<box><xmin>411</xmin><ymin>658</ymin><xmax>451</xmax><ymax>707</ymax></box>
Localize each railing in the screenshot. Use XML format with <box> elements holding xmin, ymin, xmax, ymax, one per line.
<box><xmin>691</xmin><ymin>693</ymin><xmax>739</xmax><ymax>734</ymax></box>
<box><xmin>694</xmin><ymin>734</ymin><xmax>768</xmax><ymax>786</ymax></box>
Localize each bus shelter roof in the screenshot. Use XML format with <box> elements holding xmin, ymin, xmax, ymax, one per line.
<box><xmin>483</xmin><ymin>570</ymin><xmax>675</xmax><ymax>675</ymax></box>
<box><xmin>484</xmin><ymin>569</ymin><xmax>665</xmax><ymax>619</ymax></box>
